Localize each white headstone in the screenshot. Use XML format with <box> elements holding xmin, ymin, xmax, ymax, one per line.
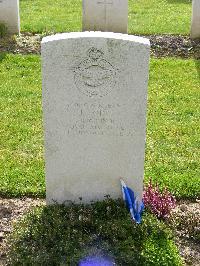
<box><xmin>191</xmin><ymin>0</ymin><xmax>200</xmax><ymax>39</ymax></box>
<box><xmin>82</xmin><ymin>0</ymin><xmax>128</xmax><ymax>33</ymax></box>
<box><xmin>0</xmin><ymin>0</ymin><xmax>20</xmax><ymax>34</ymax></box>
<box><xmin>42</xmin><ymin>32</ymin><xmax>150</xmax><ymax>205</ymax></box>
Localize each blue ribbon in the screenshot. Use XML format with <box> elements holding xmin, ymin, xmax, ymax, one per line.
<box><xmin>121</xmin><ymin>180</ymin><xmax>144</xmax><ymax>224</ymax></box>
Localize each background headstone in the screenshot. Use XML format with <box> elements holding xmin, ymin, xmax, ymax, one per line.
<box><xmin>82</xmin><ymin>0</ymin><xmax>128</xmax><ymax>33</ymax></box>
<box><xmin>42</xmin><ymin>32</ymin><xmax>150</xmax><ymax>205</ymax></box>
<box><xmin>191</xmin><ymin>0</ymin><xmax>200</xmax><ymax>39</ymax></box>
<box><xmin>0</xmin><ymin>0</ymin><xmax>20</xmax><ymax>34</ymax></box>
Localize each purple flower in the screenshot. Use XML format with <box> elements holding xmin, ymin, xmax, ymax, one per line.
<box><xmin>143</xmin><ymin>179</ymin><xmax>176</xmax><ymax>219</ymax></box>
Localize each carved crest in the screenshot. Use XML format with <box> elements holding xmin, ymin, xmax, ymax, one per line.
<box><xmin>74</xmin><ymin>48</ymin><xmax>117</xmax><ymax>98</ymax></box>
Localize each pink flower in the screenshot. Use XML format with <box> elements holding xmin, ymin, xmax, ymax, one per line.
<box><xmin>143</xmin><ymin>179</ymin><xmax>176</xmax><ymax>219</ymax></box>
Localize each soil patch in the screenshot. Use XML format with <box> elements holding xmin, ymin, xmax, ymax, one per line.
<box><xmin>171</xmin><ymin>200</ymin><xmax>200</xmax><ymax>266</ymax></box>
<box><xmin>0</xmin><ymin>198</ymin><xmax>45</xmax><ymax>265</ymax></box>
<box><xmin>0</xmin><ymin>33</ymin><xmax>41</xmax><ymax>55</ymax></box>
<box><xmin>0</xmin><ymin>33</ymin><xmax>199</xmax><ymax>59</ymax></box>
<box><xmin>0</xmin><ymin>197</ymin><xmax>199</xmax><ymax>265</ymax></box>
<box><xmin>147</xmin><ymin>34</ymin><xmax>200</xmax><ymax>59</ymax></box>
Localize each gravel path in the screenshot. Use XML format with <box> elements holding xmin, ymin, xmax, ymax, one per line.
<box><xmin>0</xmin><ymin>33</ymin><xmax>199</xmax><ymax>59</ymax></box>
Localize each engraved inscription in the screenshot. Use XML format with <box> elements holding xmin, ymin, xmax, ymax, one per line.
<box><xmin>65</xmin><ymin>102</ymin><xmax>135</xmax><ymax>137</ymax></box>
<box><xmin>97</xmin><ymin>0</ymin><xmax>113</xmax><ymax>29</ymax></box>
<box><xmin>74</xmin><ymin>48</ymin><xmax>117</xmax><ymax>98</ymax></box>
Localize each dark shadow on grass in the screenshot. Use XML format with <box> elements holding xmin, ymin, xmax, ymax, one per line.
<box><xmin>0</xmin><ymin>52</ymin><xmax>7</xmax><ymax>62</ymax></box>
<box><xmin>192</xmin><ymin>36</ymin><xmax>200</xmax><ymax>80</ymax></box>
<box><xmin>166</xmin><ymin>0</ymin><xmax>192</xmax><ymax>4</ymax></box>
<box><xmin>0</xmin><ymin>35</ymin><xmax>18</xmax><ymax>56</ymax></box>
<box><xmin>7</xmin><ymin>200</ymin><xmax>182</xmax><ymax>265</ymax></box>
<box><xmin>195</xmin><ymin>59</ymin><xmax>200</xmax><ymax>80</ymax></box>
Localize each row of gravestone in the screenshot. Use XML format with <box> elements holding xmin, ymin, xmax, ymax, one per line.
<box><xmin>0</xmin><ymin>0</ymin><xmax>200</xmax><ymax>38</ymax></box>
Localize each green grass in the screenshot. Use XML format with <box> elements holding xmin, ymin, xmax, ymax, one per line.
<box><xmin>19</xmin><ymin>0</ymin><xmax>192</xmax><ymax>35</ymax></box>
<box><xmin>146</xmin><ymin>58</ymin><xmax>200</xmax><ymax>198</ymax></box>
<box><xmin>20</xmin><ymin>0</ymin><xmax>81</xmax><ymax>34</ymax></box>
<box><xmin>0</xmin><ymin>54</ymin><xmax>199</xmax><ymax>198</ymax></box>
<box><xmin>129</xmin><ymin>0</ymin><xmax>192</xmax><ymax>35</ymax></box>
<box><xmin>0</xmin><ymin>53</ymin><xmax>44</xmax><ymax>196</ymax></box>
<box><xmin>7</xmin><ymin>199</ymin><xmax>183</xmax><ymax>265</ymax></box>
<box><xmin>0</xmin><ymin>23</ymin><xmax>7</xmax><ymax>37</ymax></box>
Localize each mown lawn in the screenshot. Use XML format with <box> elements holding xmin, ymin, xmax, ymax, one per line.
<box><xmin>20</xmin><ymin>0</ymin><xmax>192</xmax><ymax>35</ymax></box>
<box><xmin>0</xmin><ymin>54</ymin><xmax>199</xmax><ymax>198</ymax></box>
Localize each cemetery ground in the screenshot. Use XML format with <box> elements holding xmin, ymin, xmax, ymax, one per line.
<box><xmin>0</xmin><ymin>1</ymin><xmax>200</xmax><ymax>266</ymax></box>
<box><xmin>0</xmin><ymin>55</ymin><xmax>199</xmax><ymax>199</ymax></box>
<box><xmin>0</xmin><ymin>54</ymin><xmax>199</xmax><ymax>264</ymax></box>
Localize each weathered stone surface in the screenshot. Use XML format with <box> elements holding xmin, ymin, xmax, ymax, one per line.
<box><xmin>42</xmin><ymin>32</ymin><xmax>150</xmax><ymax>204</ymax></box>
<box><xmin>191</xmin><ymin>0</ymin><xmax>200</xmax><ymax>39</ymax></box>
<box><xmin>0</xmin><ymin>0</ymin><xmax>20</xmax><ymax>34</ymax></box>
<box><xmin>82</xmin><ymin>0</ymin><xmax>128</xmax><ymax>33</ymax></box>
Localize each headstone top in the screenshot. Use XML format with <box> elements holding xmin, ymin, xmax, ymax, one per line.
<box><xmin>82</xmin><ymin>0</ymin><xmax>128</xmax><ymax>33</ymax></box>
<box><xmin>42</xmin><ymin>32</ymin><xmax>150</xmax><ymax>46</ymax></box>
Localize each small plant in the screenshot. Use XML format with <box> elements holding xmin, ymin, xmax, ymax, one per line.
<box><xmin>7</xmin><ymin>200</ymin><xmax>182</xmax><ymax>265</ymax></box>
<box><xmin>143</xmin><ymin>179</ymin><xmax>176</xmax><ymax>220</ymax></box>
<box><xmin>0</xmin><ymin>23</ymin><xmax>7</xmax><ymax>37</ymax></box>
